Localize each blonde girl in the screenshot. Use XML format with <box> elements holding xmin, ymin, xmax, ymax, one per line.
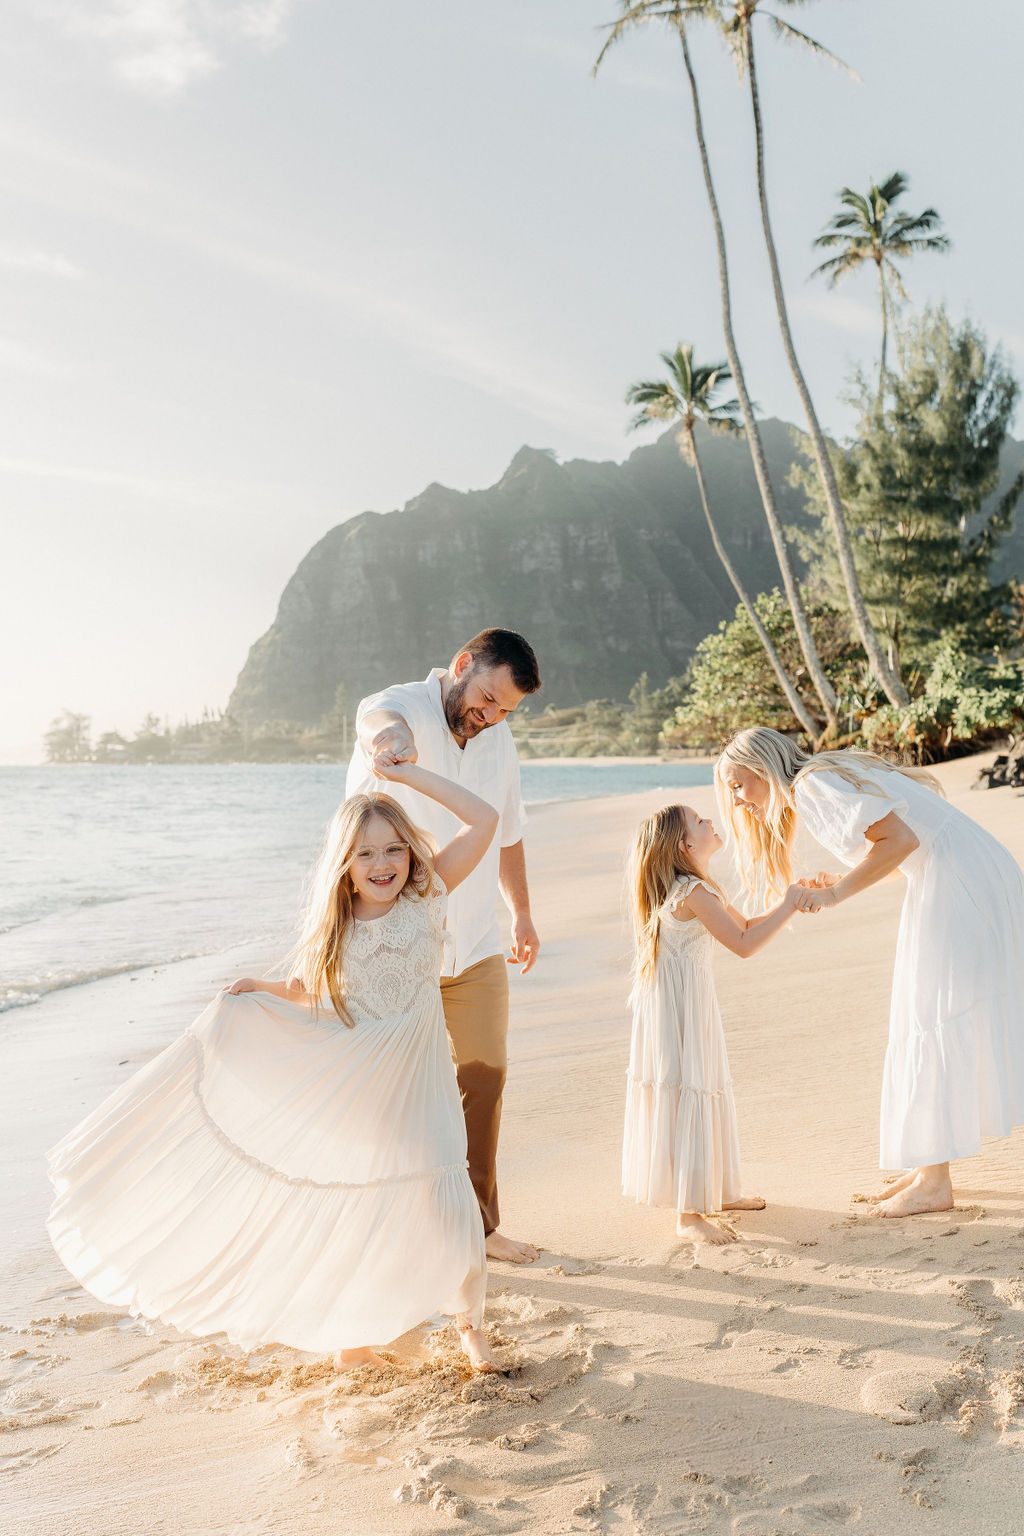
<box><xmin>717</xmin><ymin>726</ymin><xmax>1024</xmax><ymax>1218</ymax></box>
<box><xmin>49</xmin><ymin>761</ymin><xmax>500</xmax><ymax>1374</ymax></box>
<box><xmin>623</xmin><ymin>802</ymin><xmax>800</xmax><ymax>1244</ymax></box>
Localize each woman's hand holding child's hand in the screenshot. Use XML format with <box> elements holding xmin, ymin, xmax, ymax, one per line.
<box><xmin>792</xmin><ymin>882</ymin><xmax>838</xmax><ymax>913</ymax></box>
<box><xmin>799</xmin><ymin>871</ymin><xmax>842</xmax><ymax>890</ymax></box>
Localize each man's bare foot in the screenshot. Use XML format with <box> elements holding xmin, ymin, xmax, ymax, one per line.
<box><xmin>722</xmin><ymin>1196</ymin><xmax>766</xmax><ymax>1211</ymax></box>
<box><xmin>333</xmin><ymin>1346</ymin><xmax>393</xmax><ymax>1372</ymax></box>
<box><xmin>867</xmin><ymin>1165</ymin><xmax>953</xmax><ymax>1219</ymax></box>
<box><xmin>676</xmin><ymin>1212</ymin><xmax>736</xmax><ymax>1246</ymax></box>
<box><xmin>485</xmin><ymin>1230</ymin><xmax>539</xmax><ymax>1265</ymax></box>
<box><xmin>458</xmin><ymin>1325</ymin><xmax>499</xmax><ymax>1374</ymax></box>
<box><xmin>864</xmin><ymin>1169</ymin><xmax>918</xmax><ymax>1204</ymax></box>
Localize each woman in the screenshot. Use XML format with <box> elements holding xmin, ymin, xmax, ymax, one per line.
<box><xmin>716</xmin><ymin>727</ymin><xmax>1024</xmax><ymax>1217</ymax></box>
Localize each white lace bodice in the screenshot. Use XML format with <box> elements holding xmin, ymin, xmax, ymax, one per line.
<box><xmin>341</xmin><ymin>882</ymin><xmax>448</xmax><ymax>1022</ymax></box>
<box><xmin>658</xmin><ymin>877</ymin><xmax>716</xmax><ymax>966</ymax></box>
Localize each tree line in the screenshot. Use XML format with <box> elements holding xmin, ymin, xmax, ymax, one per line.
<box><xmin>599</xmin><ymin>0</ymin><xmax>1022</xmax><ymax>756</ymax></box>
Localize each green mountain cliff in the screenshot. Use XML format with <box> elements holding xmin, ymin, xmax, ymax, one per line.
<box><xmin>228</xmin><ymin>421</ymin><xmax>1024</xmax><ymax>722</ymax></box>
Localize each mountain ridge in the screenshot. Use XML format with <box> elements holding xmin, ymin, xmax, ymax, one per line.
<box><xmin>228</xmin><ymin>421</ymin><xmax>1024</xmax><ymax>723</ymax></box>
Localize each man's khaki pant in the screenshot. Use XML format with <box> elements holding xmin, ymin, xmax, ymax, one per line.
<box><xmin>440</xmin><ymin>954</ymin><xmax>509</xmax><ymax>1237</ymax></box>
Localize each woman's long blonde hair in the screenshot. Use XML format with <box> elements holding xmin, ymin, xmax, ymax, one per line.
<box><xmin>715</xmin><ymin>727</ymin><xmax>943</xmax><ymax>903</ymax></box>
<box><xmin>288</xmin><ymin>793</ymin><xmax>436</xmax><ymax>1025</ymax></box>
<box><xmin>628</xmin><ymin>804</ymin><xmax>723</xmax><ymax>989</ymax></box>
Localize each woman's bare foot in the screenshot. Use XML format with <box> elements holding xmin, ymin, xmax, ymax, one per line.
<box><xmin>676</xmin><ymin>1212</ymin><xmax>736</xmax><ymax>1246</ymax></box>
<box><xmin>722</xmin><ymin>1196</ymin><xmax>766</xmax><ymax>1211</ymax></box>
<box><xmin>864</xmin><ymin>1169</ymin><xmax>918</xmax><ymax>1204</ymax></box>
<box><xmin>867</xmin><ymin>1164</ymin><xmax>953</xmax><ymax>1219</ymax></box>
<box><xmin>458</xmin><ymin>1325</ymin><xmax>499</xmax><ymax>1374</ymax></box>
<box><xmin>485</xmin><ymin>1230</ymin><xmax>539</xmax><ymax>1265</ymax></box>
<box><xmin>333</xmin><ymin>1346</ymin><xmax>393</xmax><ymax>1372</ymax></box>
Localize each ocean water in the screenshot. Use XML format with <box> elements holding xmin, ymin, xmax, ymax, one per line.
<box><xmin>0</xmin><ymin>761</ymin><xmax>712</xmax><ymax>1014</ymax></box>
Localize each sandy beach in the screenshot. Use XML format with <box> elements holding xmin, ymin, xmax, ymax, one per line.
<box><xmin>5</xmin><ymin>754</ymin><xmax>1024</xmax><ymax>1534</ymax></box>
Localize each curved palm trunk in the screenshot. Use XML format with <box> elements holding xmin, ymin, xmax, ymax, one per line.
<box><xmin>686</xmin><ymin>427</ymin><xmax>819</xmax><ymax>736</ymax></box>
<box><xmin>876</xmin><ymin>255</ymin><xmax>888</xmax><ymax>407</ymax></box>
<box><xmin>677</xmin><ymin>22</ymin><xmax>838</xmax><ymax>728</ymax></box>
<box><xmin>741</xmin><ymin>22</ymin><xmax>910</xmax><ymax>708</ymax></box>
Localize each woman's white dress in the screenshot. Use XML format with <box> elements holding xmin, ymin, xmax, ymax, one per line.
<box><xmin>47</xmin><ymin>881</ymin><xmax>486</xmax><ymax>1353</ymax></box>
<box><xmin>794</xmin><ymin>766</ymin><xmax>1024</xmax><ymax>1170</ymax></box>
<box><xmin>622</xmin><ymin>877</ymin><xmax>743</xmax><ymax>1213</ymax></box>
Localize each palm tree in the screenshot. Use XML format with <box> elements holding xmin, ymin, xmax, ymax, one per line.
<box><xmin>627</xmin><ymin>343</ymin><xmax>820</xmax><ymax>736</ymax></box>
<box><xmin>717</xmin><ymin>0</ymin><xmax>910</xmax><ymax>707</ymax></box>
<box><xmin>595</xmin><ymin>1</ymin><xmax>840</xmax><ymax>730</ymax></box>
<box><xmin>811</xmin><ymin>171</ymin><xmax>950</xmax><ymax>402</ymax></box>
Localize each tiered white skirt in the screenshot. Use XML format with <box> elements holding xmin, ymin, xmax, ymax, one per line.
<box><xmin>48</xmin><ymin>989</ymin><xmax>486</xmax><ymax>1352</ymax></box>
<box><xmin>881</xmin><ymin>821</ymin><xmax>1024</xmax><ymax>1169</ymax></box>
<box><xmin>622</xmin><ymin>953</ymin><xmax>742</xmax><ymax>1214</ymax></box>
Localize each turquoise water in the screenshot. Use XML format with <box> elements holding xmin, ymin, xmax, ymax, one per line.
<box><xmin>0</xmin><ymin>761</ymin><xmax>712</xmax><ymax>1013</ymax></box>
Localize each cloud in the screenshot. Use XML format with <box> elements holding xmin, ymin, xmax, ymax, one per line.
<box><xmin>791</xmin><ymin>289</ymin><xmax>880</xmax><ymax>338</ymax></box>
<box><xmin>38</xmin><ymin>0</ymin><xmax>297</xmax><ymax>95</ymax></box>
<box><xmin>0</xmin><ymin>247</ymin><xmax>84</xmax><ymax>280</ymax></box>
<box><xmin>0</xmin><ymin>336</ymin><xmax>73</xmax><ymax>379</ymax></box>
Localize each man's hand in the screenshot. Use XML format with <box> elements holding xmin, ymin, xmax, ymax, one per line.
<box><xmin>370</xmin><ymin>720</ymin><xmax>417</xmax><ymax>771</ymax></box>
<box><xmin>507</xmin><ymin>914</ymin><xmax>540</xmax><ymax>974</ymax></box>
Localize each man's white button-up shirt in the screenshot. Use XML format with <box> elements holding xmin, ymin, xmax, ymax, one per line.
<box><xmin>345</xmin><ymin>669</ymin><xmax>527</xmax><ymax>978</ymax></box>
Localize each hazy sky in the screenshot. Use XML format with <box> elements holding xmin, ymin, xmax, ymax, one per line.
<box><xmin>2</xmin><ymin>0</ymin><xmax>1021</xmax><ymax>761</ymax></box>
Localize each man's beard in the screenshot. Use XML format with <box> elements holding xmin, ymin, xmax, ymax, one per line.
<box><xmin>444</xmin><ymin>673</ymin><xmax>485</xmax><ymax>740</ymax></box>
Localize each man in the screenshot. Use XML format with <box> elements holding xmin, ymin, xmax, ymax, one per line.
<box><xmin>345</xmin><ymin>628</ymin><xmax>542</xmax><ymax>1265</ymax></box>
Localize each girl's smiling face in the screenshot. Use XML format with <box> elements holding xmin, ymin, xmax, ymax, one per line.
<box><xmin>681</xmin><ymin>806</ymin><xmax>723</xmax><ymax>865</ymax></box>
<box><xmin>348</xmin><ymin>813</ymin><xmax>412</xmax><ymax>912</ymax></box>
<box><xmin>721</xmin><ymin>763</ymin><xmax>770</xmax><ymax>820</ymax></box>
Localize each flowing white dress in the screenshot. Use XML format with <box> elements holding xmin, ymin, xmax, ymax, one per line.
<box><xmin>47</xmin><ymin>880</ymin><xmax>486</xmax><ymax>1353</ymax></box>
<box><xmin>622</xmin><ymin>876</ymin><xmax>744</xmax><ymax>1213</ymax></box>
<box><xmin>794</xmin><ymin>767</ymin><xmax>1024</xmax><ymax>1170</ymax></box>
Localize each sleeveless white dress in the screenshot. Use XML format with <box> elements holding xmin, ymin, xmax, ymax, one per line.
<box><xmin>47</xmin><ymin>880</ymin><xmax>486</xmax><ymax>1353</ymax></box>
<box><xmin>622</xmin><ymin>876</ymin><xmax>743</xmax><ymax>1213</ymax></box>
<box><xmin>794</xmin><ymin>767</ymin><xmax>1024</xmax><ymax>1170</ymax></box>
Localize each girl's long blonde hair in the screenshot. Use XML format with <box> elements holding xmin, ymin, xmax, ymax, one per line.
<box><xmin>715</xmin><ymin>727</ymin><xmax>943</xmax><ymax>903</ymax></box>
<box><xmin>289</xmin><ymin>792</ymin><xmax>436</xmax><ymax>1025</ymax></box>
<box><xmin>628</xmin><ymin>803</ymin><xmax>724</xmax><ymax>989</ymax></box>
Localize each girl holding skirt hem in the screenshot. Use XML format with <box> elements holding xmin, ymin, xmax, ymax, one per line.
<box><xmin>48</xmin><ymin>760</ymin><xmax>500</xmax><ymax>1374</ymax></box>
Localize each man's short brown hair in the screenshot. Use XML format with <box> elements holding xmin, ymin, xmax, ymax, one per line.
<box><xmin>454</xmin><ymin>629</ymin><xmax>541</xmax><ymax>695</ymax></box>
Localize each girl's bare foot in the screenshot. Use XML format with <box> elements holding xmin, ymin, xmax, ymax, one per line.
<box><xmin>485</xmin><ymin>1230</ymin><xmax>539</xmax><ymax>1265</ymax></box>
<box><xmin>867</xmin><ymin>1164</ymin><xmax>953</xmax><ymax>1219</ymax></box>
<box><xmin>676</xmin><ymin>1212</ymin><xmax>736</xmax><ymax>1246</ymax></box>
<box><xmin>864</xmin><ymin>1169</ymin><xmax>918</xmax><ymax>1204</ymax></box>
<box><xmin>333</xmin><ymin>1346</ymin><xmax>393</xmax><ymax>1372</ymax></box>
<box><xmin>458</xmin><ymin>1325</ymin><xmax>499</xmax><ymax>1373</ymax></box>
<box><xmin>722</xmin><ymin>1195</ymin><xmax>766</xmax><ymax>1211</ymax></box>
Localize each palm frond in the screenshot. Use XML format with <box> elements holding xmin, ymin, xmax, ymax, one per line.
<box><xmin>592</xmin><ymin>2</ymin><xmax>681</xmax><ymax>75</ymax></box>
<box><xmin>763</xmin><ymin>13</ymin><xmax>860</xmax><ymax>78</ymax></box>
<box><xmin>809</xmin><ymin>248</ymin><xmax>868</xmax><ymax>285</ymax></box>
<box><xmin>875</xmin><ymin>170</ymin><xmax>908</xmax><ymax>204</ymax></box>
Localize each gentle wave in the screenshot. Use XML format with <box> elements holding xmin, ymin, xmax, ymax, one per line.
<box><xmin>0</xmin><ymin>955</ymin><xmax>203</xmax><ymax>1013</ymax></box>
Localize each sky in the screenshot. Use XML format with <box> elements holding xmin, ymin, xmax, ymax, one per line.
<box><xmin>1</xmin><ymin>0</ymin><xmax>1021</xmax><ymax>762</ymax></box>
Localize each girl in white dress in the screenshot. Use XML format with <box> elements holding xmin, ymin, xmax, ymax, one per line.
<box><xmin>48</xmin><ymin>760</ymin><xmax>499</xmax><ymax>1374</ymax></box>
<box><xmin>716</xmin><ymin>726</ymin><xmax>1024</xmax><ymax>1219</ymax></box>
<box><xmin>624</xmin><ymin>803</ymin><xmax>799</xmax><ymax>1244</ymax></box>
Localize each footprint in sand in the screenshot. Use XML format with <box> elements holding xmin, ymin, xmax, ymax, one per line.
<box><xmin>703</xmin><ymin>1311</ymin><xmax>756</xmax><ymax>1350</ymax></box>
<box><xmin>0</xmin><ymin>1349</ymin><xmax>64</xmax><ymax>1387</ymax></box>
<box><xmin>549</xmin><ymin>1258</ymin><xmax>602</xmax><ymax>1276</ymax></box>
<box><xmin>0</xmin><ymin>1442</ymin><xmax>66</xmax><ymax>1475</ymax></box>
